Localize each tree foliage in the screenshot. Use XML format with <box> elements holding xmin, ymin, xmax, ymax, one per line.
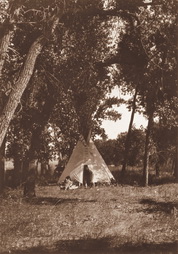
<box><xmin>0</xmin><ymin>0</ymin><xmax>177</xmax><ymax>192</ymax></box>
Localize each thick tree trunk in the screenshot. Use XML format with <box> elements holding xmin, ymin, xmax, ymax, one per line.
<box><xmin>0</xmin><ymin>36</ymin><xmax>44</xmax><ymax>148</ymax></box>
<box><xmin>23</xmin><ymin>84</ymin><xmax>57</xmax><ymax>196</ymax></box>
<box><xmin>23</xmin><ymin>159</ymin><xmax>37</xmax><ymax>198</ymax></box>
<box><xmin>23</xmin><ymin>128</ymin><xmax>41</xmax><ymax>198</ymax></box>
<box><xmin>142</xmin><ymin>112</ymin><xmax>153</xmax><ymax>187</ymax></box>
<box><xmin>0</xmin><ymin>140</ymin><xmax>5</xmax><ymax>194</ymax></box>
<box><xmin>175</xmin><ymin>5</ymin><xmax>178</xmax><ymax>183</ymax></box>
<box><xmin>0</xmin><ymin>30</ymin><xmax>13</xmax><ymax>191</ymax></box>
<box><xmin>0</xmin><ymin>12</ymin><xmax>60</xmax><ymax>148</ymax></box>
<box><xmin>122</xmin><ymin>87</ymin><xmax>138</xmax><ymax>173</ymax></box>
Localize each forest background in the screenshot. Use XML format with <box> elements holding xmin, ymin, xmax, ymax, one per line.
<box><xmin>0</xmin><ymin>0</ymin><xmax>177</xmax><ymax>196</ymax></box>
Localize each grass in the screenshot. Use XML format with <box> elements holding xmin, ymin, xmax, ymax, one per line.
<box><xmin>0</xmin><ymin>182</ymin><xmax>178</xmax><ymax>254</ymax></box>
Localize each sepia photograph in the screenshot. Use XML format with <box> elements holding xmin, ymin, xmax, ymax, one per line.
<box><xmin>0</xmin><ymin>0</ymin><xmax>177</xmax><ymax>253</ymax></box>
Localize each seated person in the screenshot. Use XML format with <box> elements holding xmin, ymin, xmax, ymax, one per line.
<box><xmin>63</xmin><ymin>176</ymin><xmax>73</xmax><ymax>190</ymax></box>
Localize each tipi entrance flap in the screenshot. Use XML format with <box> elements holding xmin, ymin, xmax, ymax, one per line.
<box><xmin>69</xmin><ymin>166</ymin><xmax>83</xmax><ymax>183</ymax></box>
<box><xmin>58</xmin><ymin>139</ymin><xmax>115</xmax><ymax>184</ymax></box>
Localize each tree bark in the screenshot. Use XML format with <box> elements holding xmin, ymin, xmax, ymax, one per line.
<box><xmin>23</xmin><ymin>159</ymin><xmax>37</xmax><ymax>198</ymax></box>
<box><xmin>0</xmin><ymin>140</ymin><xmax>5</xmax><ymax>194</ymax></box>
<box><xmin>175</xmin><ymin>2</ymin><xmax>178</xmax><ymax>182</ymax></box>
<box><xmin>175</xmin><ymin>129</ymin><xmax>178</xmax><ymax>181</ymax></box>
<box><xmin>22</xmin><ymin>81</ymin><xmax>57</xmax><ymax>196</ymax></box>
<box><xmin>0</xmin><ymin>0</ymin><xmax>18</xmax><ymax>77</ymax></box>
<box><xmin>0</xmin><ymin>35</ymin><xmax>44</xmax><ymax>148</ymax></box>
<box><xmin>122</xmin><ymin>87</ymin><xmax>138</xmax><ymax>173</ymax></box>
<box><xmin>0</xmin><ymin>28</ymin><xmax>14</xmax><ymax>192</ymax></box>
<box><xmin>23</xmin><ymin>128</ymin><xmax>41</xmax><ymax>198</ymax></box>
<box><xmin>0</xmin><ymin>30</ymin><xmax>13</xmax><ymax>77</ymax></box>
<box><xmin>0</xmin><ymin>10</ymin><xmax>60</xmax><ymax>148</ymax></box>
<box><xmin>142</xmin><ymin>111</ymin><xmax>153</xmax><ymax>186</ymax></box>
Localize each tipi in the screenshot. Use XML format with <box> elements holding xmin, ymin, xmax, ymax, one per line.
<box><xmin>58</xmin><ymin>138</ymin><xmax>115</xmax><ymax>185</ymax></box>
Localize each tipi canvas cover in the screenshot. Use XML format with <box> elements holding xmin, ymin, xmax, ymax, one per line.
<box><xmin>58</xmin><ymin>139</ymin><xmax>115</xmax><ymax>184</ymax></box>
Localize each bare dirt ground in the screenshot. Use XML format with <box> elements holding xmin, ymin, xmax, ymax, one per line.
<box><xmin>0</xmin><ymin>183</ymin><xmax>178</xmax><ymax>254</ymax></box>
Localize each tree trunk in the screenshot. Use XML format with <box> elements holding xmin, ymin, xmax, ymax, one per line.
<box><xmin>122</xmin><ymin>87</ymin><xmax>138</xmax><ymax>173</ymax></box>
<box><xmin>0</xmin><ymin>140</ymin><xmax>5</xmax><ymax>194</ymax></box>
<box><xmin>175</xmin><ymin>5</ymin><xmax>178</xmax><ymax>182</ymax></box>
<box><xmin>0</xmin><ymin>0</ymin><xmax>18</xmax><ymax>77</ymax></box>
<box><xmin>0</xmin><ymin>28</ymin><xmax>12</xmax><ymax>192</ymax></box>
<box><xmin>0</xmin><ymin>11</ymin><xmax>60</xmax><ymax>148</ymax></box>
<box><xmin>0</xmin><ymin>36</ymin><xmax>44</xmax><ymax>148</ymax></box>
<box><xmin>155</xmin><ymin>161</ymin><xmax>160</xmax><ymax>177</ymax></box>
<box><xmin>23</xmin><ymin>87</ymin><xmax>57</xmax><ymax>196</ymax></box>
<box><xmin>21</xmin><ymin>160</ymin><xmax>28</xmax><ymax>184</ymax></box>
<box><xmin>23</xmin><ymin>159</ymin><xmax>37</xmax><ymax>198</ymax></box>
<box><xmin>175</xmin><ymin>130</ymin><xmax>178</xmax><ymax>181</ymax></box>
<box><xmin>0</xmin><ymin>30</ymin><xmax>13</xmax><ymax>77</ymax></box>
<box><xmin>13</xmin><ymin>156</ymin><xmax>23</xmax><ymax>188</ymax></box>
<box><xmin>142</xmin><ymin>111</ymin><xmax>153</xmax><ymax>187</ymax></box>
<box><xmin>23</xmin><ymin>127</ymin><xmax>41</xmax><ymax>198</ymax></box>
<box><xmin>41</xmin><ymin>161</ymin><xmax>48</xmax><ymax>176</ymax></box>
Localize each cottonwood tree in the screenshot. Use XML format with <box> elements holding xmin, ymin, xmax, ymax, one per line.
<box><xmin>0</xmin><ymin>0</ymin><xmax>67</xmax><ymax>148</ymax></box>
<box><xmin>4</xmin><ymin>2</ymin><xmax>121</xmax><ymax>193</ymax></box>
<box><xmin>124</xmin><ymin>2</ymin><xmax>177</xmax><ymax>185</ymax></box>
<box><xmin>0</xmin><ymin>0</ymin><xmax>24</xmax><ymax>193</ymax></box>
<box><xmin>0</xmin><ymin>0</ymin><xmax>177</xmax><ymax>193</ymax></box>
<box><xmin>0</xmin><ymin>0</ymin><xmax>110</xmax><ymax>193</ymax></box>
<box><xmin>0</xmin><ymin>0</ymin><xmax>169</xmax><ymax>148</ymax></box>
<box><xmin>0</xmin><ymin>0</ymin><xmax>74</xmax><ymax>193</ymax></box>
<box><xmin>117</xmin><ymin>23</ymin><xmax>148</xmax><ymax>174</ymax></box>
<box><xmin>101</xmin><ymin>0</ymin><xmax>177</xmax><ymax>185</ymax></box>
<box><xmin>137</xmin><ymin>2</ymin><xmax>177</xmax><ymax>185</ymax></box>
<box><xmin>48</xmin><ymin>10</ymin><xmax>123</xmax><ymax>142</ymax></box>
<box><xmin>6</xmin><ymin>71</ymin><xmax>58</xmax><ymax>188</ymax></box>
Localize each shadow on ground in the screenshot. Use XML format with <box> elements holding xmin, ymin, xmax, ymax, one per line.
<box><xmin>24</xmin><ymin>197</ymin><xmax>97</xmax><ymax>205</ymax></box>
<box><xmin>1</xmin><ymin>239</ymin><xmax>178</xmax><ymax>254</ymax></box>
<box><xmin>113</xmin><ymin>171</ymin><xmax>176</xmax><ymax>187</ymax></box>
<box><xmin>140</xmin><ymin>198</ymin><xmax>178</xmax><ymax>214</ymax></box>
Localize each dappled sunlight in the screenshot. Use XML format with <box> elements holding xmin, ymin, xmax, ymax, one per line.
<box><xmin>1</xmin><ymin>184</ymin><xmax>178</xmax><ymax>253</ymax></box>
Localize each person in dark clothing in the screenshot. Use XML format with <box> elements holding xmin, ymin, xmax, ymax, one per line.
<box><xmin>83</xmin><ymin>165</ymin><xmax>93</xmax><ymax>188</ymax></box>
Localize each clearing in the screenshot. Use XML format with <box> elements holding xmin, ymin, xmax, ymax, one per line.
<box><xmin>0</xmin><ymin>183</ymin><xmax>178</xmax><ymax>254</ymax></box>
